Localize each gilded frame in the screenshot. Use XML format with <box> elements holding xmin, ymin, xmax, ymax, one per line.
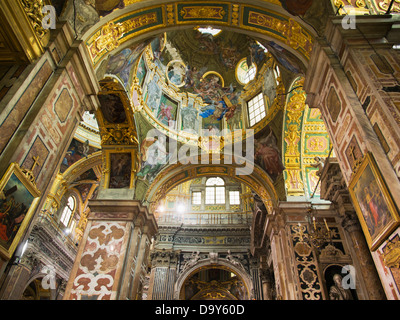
<box><xmin>103</xmin><ymin>149</ymin><xmax>137</xmax><ymax>189</ymax></box>
<box><xmin>0</xmin><ymin>163</ymin><xmax>41</xmax><ymax>260</ymax></box>
<box><xmin>349</xmin><ymin>153</ymin><xmax>400</xmax><ymax>251</ymax></box>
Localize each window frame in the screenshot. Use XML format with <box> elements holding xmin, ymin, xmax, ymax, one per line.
<box><xmin>60</xmin><ymin>196</ymin><xmax>76</xmax><ymax>227</ymax></box>
<box><xmin>191</xmin><ymin>191</ymin><xmax>202</xmax><ymax>205</ymax></box>
<box><xmin>229</xmin><ymin>190</ymin><xmax>241</xmax><ymax>205</ymax></box>
<box><xmin>247</xmin><ymin>92</ymin><xmax>266</xmax><ymax>127</ymax></box>
<box><xmin>205</xmin><ymin>177</ymin><xmax>226</xmax><ymax>205</ymax></box>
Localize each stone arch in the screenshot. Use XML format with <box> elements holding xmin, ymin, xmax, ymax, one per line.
<box><xmin>142</xmin><ymin>153</ymin><xmax>281</xmax><ymax>213</ymax></box>
<box><xmin>174</xmin><ymin>258</ymin><xmax>253</xmax><ymax>300</ymax></box>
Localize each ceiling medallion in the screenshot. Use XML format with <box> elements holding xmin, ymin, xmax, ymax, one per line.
<box><xmin>166</xmin><ymin>60</ymin><xmax>187</xmax><ymax>88</ymax></box>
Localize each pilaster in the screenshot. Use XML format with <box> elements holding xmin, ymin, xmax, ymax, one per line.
<box><xmin>63</xmin><ymin>200</ymin><xmax>157</xmax><ymax>300</ymax></box>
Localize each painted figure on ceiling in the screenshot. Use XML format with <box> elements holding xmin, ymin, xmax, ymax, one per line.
<box><xmin>137</xmin><ymin>135</ymin><xmax>171</xmax><ymax>183</ymax></box>
<box><xmin>279</xmin><ymin>0</ymin><xmax>314</xmax><ymax>16</ymax></box>
<box><xmin>255</xmin><ymin>130</ymin><xmax>285</xmax><ymax>179</ymax></box>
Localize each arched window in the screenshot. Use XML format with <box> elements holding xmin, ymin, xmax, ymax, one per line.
<box><xmin>205</xmin><ymin>177</ymin><xmax>225</xmax><ymax>204</ymax></box>
<box><xmin>60</xmin><ymin>196</ymin><xmax>75</xmax><ymax>227</ymax></box>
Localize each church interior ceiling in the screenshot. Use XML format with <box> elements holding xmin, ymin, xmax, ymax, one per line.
<box><xmin>51</xmin><ymin>0</ymin><xmax>337</xmax><ymax>207</ymax></box>
<box><xmin>66</xmin><ymin>32</ymin><xmax>331</xmax><ymax>204</ymax></box>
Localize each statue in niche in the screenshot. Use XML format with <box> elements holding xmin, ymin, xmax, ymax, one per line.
<box><xmin>329</xmin><ymin>274</ymin><xmax>353</xmax><ymax>300</ymax></box>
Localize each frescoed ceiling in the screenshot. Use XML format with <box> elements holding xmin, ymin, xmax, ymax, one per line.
<box><xmin>51</xmin><ymin>0</ymin><xmax>337</xmax><ymax>202</ymax></box>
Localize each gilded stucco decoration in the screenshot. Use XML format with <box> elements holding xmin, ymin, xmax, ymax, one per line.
<box><xmin>84</xmin><ymin>2</ymin><xmax>314</xmax><ymax>68</ymax></box>
<box><xmin>290</xmin><ymin>224</ymin><xmax>323</xmax><ymax>300</ymax></box>
<box><xmin>332</xmin><ymin>0</ymin><xmax>400</xmax><ymax>14</ymax></box>
<box><xmin>283</xmin><ymin>77</ymin><xmax>332</xmax><ymax>198</ymax></box>
<box><xmin>20</xmin><ymin>0</ymin><xmax>51</xmax><ymax>41</ymax></box>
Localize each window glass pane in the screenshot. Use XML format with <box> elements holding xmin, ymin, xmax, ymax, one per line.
<box><xmin>229</xmin><ymin>191</ymin><xmax>240</xmax><ymax>205</ymax></box>
<box><xmin>61</xmin><ymin>207</ymin><xmax>72</xmax><ymax>226</ymax></box>
<box><xmin>61</xmin><ymin>196</ymin><xmax>75</xmax><ymax>226</ymax></box>
<box><xmin>215</xmin><ymin>187</ymin><xmax>225</xmax><ymax>204</ymax></box>
<box><xmin>206</xmin><ymin>177</ymin><xmax>224</xmax><ymax>186</ymax></box>
<box><xmin>192</xmin><ymin>192</ymin><xmax>201</xmax><ymax>205</ymax></box>
<box><xmin>205</xmin><ymin>187</ymin><xmax>215</xmax><ymax>204</ymax></box>
<box><xmin>247</xmin><ymin>93</ymin><xmax>266</xmax><ymax>127</ymax></box>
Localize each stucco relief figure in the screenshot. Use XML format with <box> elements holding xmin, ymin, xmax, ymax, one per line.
<box><xmin>329</xmin><ymin>274</ymin><xmax>353</xmax><ymax>300</ymax></box>
<box><xmin>182</xmin><ymin>251</ymin><xmax>201</xmax><ymax>272</ymax></box>
<box><xmin>226</xmin><ymin>250</ymin><xmax>244</xmax><ymax>269</ymax></box>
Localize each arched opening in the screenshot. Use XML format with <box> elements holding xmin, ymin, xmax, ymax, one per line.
<box><xmin>180</xmin><ymin>266</ymin><xmax>248</xmax><ymax>300</ymax></box>
<box><xmin>21</xmin><ymin>278</ymin><xmax>51</xmax><ymax>300</ymax></box>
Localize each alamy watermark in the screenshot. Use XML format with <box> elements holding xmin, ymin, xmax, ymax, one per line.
<box><xmin>341</xmin><ymin>5</ymin><xmax>357</xmax><ymax>30</ymax></box>
<box><xmin>141</xmin><ymin>127</ymin><xmax>255</xmax><ymax>176</ymax></box>
<box><xmin>341</xmin><ymin>264</ymin><xmax>356</xmax><ymax>290</ymax></box>
<box><xmin>42</xmin><ymin>5</ymin><xmax>56</xmax><ymax>30</ymax></box>
<box><xmin>41</xmin><ymin>264</ymin><xmax>56</xmax><ymax>290</ymax></box>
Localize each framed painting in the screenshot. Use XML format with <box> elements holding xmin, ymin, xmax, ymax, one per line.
<box><xmin>103</xmin><ymin>150</ymin><xmax>136</xmax><ymax>189</ymax></box>
<box><xmin>0</xmin><ymin>163</ymin><xmax>41</xmax><ymax>259</ymax></box>
<box><xmin>156</xmin><ymin>93</ymin><xmax>179</xmax><ymax>127</ymax></box>
<box><xmin>349</xmin><ymin>153</ymin><xmax>400</xmax><ymax>251</ymax></box>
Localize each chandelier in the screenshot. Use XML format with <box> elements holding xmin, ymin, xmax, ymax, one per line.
<box><xmin>298</xmin><ymin>206</ymin><xmax>333</xmax><ymax>250</ymax></box>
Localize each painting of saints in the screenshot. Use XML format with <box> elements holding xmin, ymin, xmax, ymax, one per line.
<box><xmin>156</xmin><ymin>95</ymin><xmax>178</xmax><ymax>127</ymax></box>
<box><xmin>354</xmin><ymin>165</ymin><xmax>391</xmax><ymax>239</ymax></box>
<box><xmin>254</xmin><ymin>129</ymin><xmax>285</xmax><ymax>180</ymax></box>
<box><xmin>0</xmin><ymin>175</ymin><xmax>34</xmax><ymax>249</ymax></box>
<box><xmin>106</xmin><ymin>40</ymin><xmax>150</xmax><ymax>87</ymax></box>
<box><xmin>109</xmin><ymin>153</ymin><xmax>132</xmax><ymax>189</ymax></box>
<box><xmin>200</xmin><ymin>101</ymin><xmax>228</xmax><ymax>121</ymax></box>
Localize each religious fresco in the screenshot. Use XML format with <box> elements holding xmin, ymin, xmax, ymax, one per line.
<box><xmin>254</xmin><ymin>126</ymin><xmax>285</xmax><ymax>181</ymax></box>
<box><xmin>109</xmin><ymin>153</ymin><xmax>132</xmax><ymax>188</ymax></box>
<box><xmin>98</xmin><ymin>94</ymin><xmax>127</xmax><ymax>124</ymax></box>
<box><xmin>156</xmin><ymin>94</ymin><xmax>179</xmax><ymax>127</ymax></box>
<box><xmin>257</xmin><ymin>40</ymin><xmax>304</xmax><ymax>74</ymax></box>
<box><xmin>61</xmin><ymin>139</ymin><xmax>99</xmax><ymax>173</ymax></box>
<box><xmin>137</xmin><ymin>133</ymin><xmax>173</xmax><ymax>183</ymax></box>
<box><xmin>106</xmin><ymin>44</ymin><xmax>146</xmax><ymax>88</ymax></box>
<box><xmin>136</xmin><ymin>56</ymin><xmax>147</xmax><ymax>87</ymax></box>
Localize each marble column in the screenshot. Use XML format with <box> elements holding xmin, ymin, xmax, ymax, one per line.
<box><xmin>341</xmin><ymin>211</ymin><xmax>386</xmax><ymax>300</ymax></box>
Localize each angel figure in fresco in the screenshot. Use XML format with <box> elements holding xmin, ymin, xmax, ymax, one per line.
<box><xmin>220</xmin><ymin>40</ymin><xmax>241</xmax><ymax>69</ymax></box>
<box><xmin>184</xmin><ymin>66</ymin><xmax>207</xmax><ymax>89</ymax></box>
<box><xmin>137</xmin><ymin>135</ymin><xmax>170</xmax><ymax>182</ymax></box>
<box><xmin>194</xmin><ymin>75</ymin><xmax>223</xmax><ymax>103</ymax></box>
<box><xmin>158</xmin><ymin>102</ymin><xmax>174</xmax><ymax>125</ymax></box>
<box><xmin>255</xmin><ymin>130</ymin><xmax>285</xmax><ymax>178</ymax></box>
